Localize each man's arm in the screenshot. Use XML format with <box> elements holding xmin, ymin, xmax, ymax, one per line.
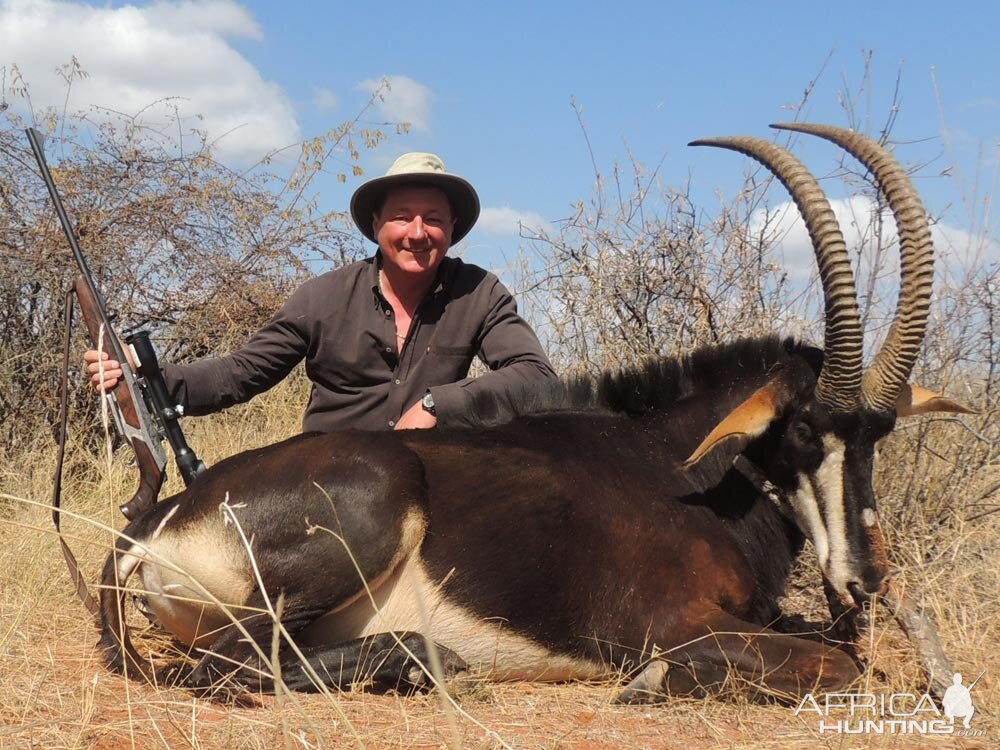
<box><xmin>161</xmin><ymin>285</ymin><xmax>313</xmax><ymax>416</ymax></box>
<box><xmin>428</xmin><ymin>276</ymin><xmax>556</xmax><ymax>424</ymax></box>
<box><xmin>84</xmin><ymin>305</ymin><xmax>309</xmax><ymax>412</ymax></box>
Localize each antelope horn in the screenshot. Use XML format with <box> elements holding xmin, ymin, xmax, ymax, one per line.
<box><xmin>771</xmin><ymin>123</ymin><xmax>934</xmax><ymax>413</ymax></box>
<box><xmin>689</xmin><ymin>136</ymin><xmax>863</xmax><ymax>411</ymax></box>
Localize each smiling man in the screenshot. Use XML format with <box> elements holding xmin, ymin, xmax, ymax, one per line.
<box><xmin>85</xmin><ymin>152</ymin><xmax>556</xmax><ymax>432</ymax></box>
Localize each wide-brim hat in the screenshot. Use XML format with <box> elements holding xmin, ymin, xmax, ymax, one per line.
<box><xmin>350</xmin><ymin>152</ymin><xmax>480</xmax><ymax>245</ymax></box>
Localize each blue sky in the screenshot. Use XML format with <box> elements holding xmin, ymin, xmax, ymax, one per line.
<box><xmin>3</xmin><ymin>0</ymin><xmax>998</xmax><ymax>272</ymax></box>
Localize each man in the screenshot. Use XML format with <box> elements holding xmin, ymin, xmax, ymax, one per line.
<box><xmin>85</xmin><ymin>152</ymin><xmax>556</xmax><ymax>431</ymax></box>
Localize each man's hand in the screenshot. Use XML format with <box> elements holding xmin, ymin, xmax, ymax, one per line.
<box><xmin>395</xmin><ymin>399</ymin><xmax>437</xmax><ymax>430</ymax></box>
<box><xmin>84</xmin><ymin>348</ymin><xmax>133</xmax><ymax>393</ymax></box>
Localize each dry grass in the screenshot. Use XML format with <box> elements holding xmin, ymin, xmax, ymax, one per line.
<box><xmin>1</xmin><ymin>369</ymin><xmax>996</xmax><ymax>749</ymax></box>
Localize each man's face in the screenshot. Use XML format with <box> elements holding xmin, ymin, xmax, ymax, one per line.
<box><xmin>374</xmin><ymin>185</ymin><xmax>455</xmax><ymax>276</ymax></box>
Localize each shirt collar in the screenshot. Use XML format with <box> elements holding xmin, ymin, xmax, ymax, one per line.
<box><xmin>368</xmin><ymin>254</ymin><xmax>384</xmax><ymax>308</ymax></box>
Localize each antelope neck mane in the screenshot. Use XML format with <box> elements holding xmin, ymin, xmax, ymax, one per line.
<box><xmin>452</xmin><ymin>335</ymin><xmax>822</xmax><ymax>429</ymax></box>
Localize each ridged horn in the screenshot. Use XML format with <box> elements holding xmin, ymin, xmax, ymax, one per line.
<box><xmin>688</xmin><ymin>136</ymin><xmax>863</xmax><ymax>412</ymax></box>
<box><xmin>771</xmin><ymin>123</ymin><xmax>934</xmax><ymax>413</ymax></box>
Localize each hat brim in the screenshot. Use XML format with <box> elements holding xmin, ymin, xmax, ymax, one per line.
<box><xmin>350</xmin><ymin>172</ymin><xmax>480</xmax><ymax>245</ymax></box>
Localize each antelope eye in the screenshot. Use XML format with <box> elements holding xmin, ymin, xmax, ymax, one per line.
<box><xmin>791</xmin><ymin>420</ymin><xmax>813</xmax><ymax>444</ymax></box>
<box><xmin>782</xmin><ymin>418</ymin><xmax>824</xmax><ymax>473</ymax></box>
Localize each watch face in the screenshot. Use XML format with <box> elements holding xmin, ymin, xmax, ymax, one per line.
<box><xmin>422</xmin><ymin>392</ymin><xmax>435</xmax><ymax>412</ymax></box>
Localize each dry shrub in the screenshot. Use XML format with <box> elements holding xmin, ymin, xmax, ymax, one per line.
<box><xmin>0</xmin><ymin>69</ymin><xmax>396</xmax><ymax>454</ymax></box>
<box><xmin>513</xmin><ymin>159</ymin><xmax>793</xmax><ymax>376</ymax></box>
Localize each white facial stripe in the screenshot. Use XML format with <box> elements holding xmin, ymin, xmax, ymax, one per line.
<box><xmin>814</xmin><ymin>435</ymin><xmax>850</xmax><ymax>590</ymax></box>
<box><xmin>790</xmin><ymin>479</ymin><xmax>829</xmax><ymax>568</ymax></box>
<box><xmin>790</xmin><ymin>435</ymin><xmax>854</xmax><ymax>592</ymax></box>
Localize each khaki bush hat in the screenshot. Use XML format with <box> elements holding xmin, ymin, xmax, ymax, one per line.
<box><xmin>350</xmin><ymin>152</ymin><xmax>480</xmax><ymax>244</ymax></box>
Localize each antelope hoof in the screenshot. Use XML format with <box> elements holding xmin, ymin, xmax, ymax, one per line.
<box><xmin>615</xmin><ymin>660</ymin><xmax>670</xmax><ymax>704</ymax></box>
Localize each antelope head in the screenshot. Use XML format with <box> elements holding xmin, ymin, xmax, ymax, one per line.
<box><xmin>684</xmin><ymin>124</ymin><xmax>972</xmax><ymax>606</ymax></box>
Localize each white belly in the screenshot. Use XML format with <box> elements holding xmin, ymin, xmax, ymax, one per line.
<box><xmin>300</xmin><ymin>555</ymin><xmax>602</xmax><ymax>682</ymax></box>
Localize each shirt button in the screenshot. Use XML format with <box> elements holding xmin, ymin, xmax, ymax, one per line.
<box><xmin>384</xmin><ymin>310</ymin><xmax>391</xmax><ymax>316</ymax></box>
<box><xmin>388</xmin><ymin>420</ymin><xmax>395</xmax><ymax>427</ymax></box>
<box><xmin>385</xmin><ymin>346</ymin><xmax>392</xmax><ymax>353</ymax></box>
<box><xmin>394</xmin><ymin>379</ymin><xmax>401</xmax><ymax>385</ymax></box>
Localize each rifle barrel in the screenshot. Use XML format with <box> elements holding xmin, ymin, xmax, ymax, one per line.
<box><xmin>25</xmin><ymin>128</ymin><xmax>108</xmax><ymax>310</ymax></box>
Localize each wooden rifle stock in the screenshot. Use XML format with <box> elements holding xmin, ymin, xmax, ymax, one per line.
<box><xmin>72</xmin><ymin>277</ymin><xmax>166</xmax><ymax>519</ymax></box>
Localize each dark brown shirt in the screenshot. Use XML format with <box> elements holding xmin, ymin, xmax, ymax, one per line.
<box><xmin>162</xmin><ymin>254</ymin><xmax>556</xmax><ymax>432</ymax></box>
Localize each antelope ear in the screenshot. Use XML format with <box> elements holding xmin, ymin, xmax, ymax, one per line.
<box><xmin>682</xmin><ymin>379</ymin><xmax>787</xmax><ymax>469</ymax></box>
<box><xmin>895</xmin><ymin>384</ymin><xmax>976</xmax><ymax>417</ymax></box>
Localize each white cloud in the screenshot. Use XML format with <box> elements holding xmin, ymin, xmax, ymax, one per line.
<box><xmin>0</xmin><ymin>0</ymin><xmax>299</xmax><ymax>162</ymax></box>
<box><xmin>748</xmin><ymin>195</ymin><xmax>998</xmax><ymax>281</ymax></box>
<box><xmin>749</xmin><ymin>196</ymin><xmax>877</xmax><ymax>280</ymax></box>
<box><xmin>930</xmin><ymin>220</ymin><xmax>1000</xmax><ymax>273</ymax></box>
<box><xmin>358</xmin><ymin>75</ymin><xmax>431</xmax><ymax>132</ymax></box>
<box><xmin>143</xmin><ymin>0</ymin><xmax>262</xmax><ymax>38</ymax></box>
<box><xmin>312</xmin><ymin>87</ymin><xmax>338</xmax><ymax>112</ymax></box>
<box><xmin>478</xmin><ymin>206</ymin><xmax>548</xmax><ymax>236</ymax></box>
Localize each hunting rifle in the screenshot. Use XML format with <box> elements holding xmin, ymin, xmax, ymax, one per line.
<box><xmin>27</xmin><ymin>127</ymin><xmax>205</xmax><ymax>522</ymax></box>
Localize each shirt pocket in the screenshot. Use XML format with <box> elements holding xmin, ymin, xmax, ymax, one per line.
<box><xmin>422</xmin><ymin>344</ymin><xmax>476</xmax><ymax>383</ymax></box>
<box><xmin>426</xmin><ymin>344</ymin><xmax>475</xmax><ymax>357</ymax></box>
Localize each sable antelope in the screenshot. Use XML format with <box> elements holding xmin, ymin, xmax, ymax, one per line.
<box><xmin>97</xmin><ymin>124</ymin><xmax>969</xmax><ymax>701</ymax></box>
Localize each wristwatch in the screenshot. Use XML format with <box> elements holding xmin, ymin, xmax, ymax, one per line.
<box><xmin>421</xmin><ymin>391</ymin><xmax>436</xmax><ymax>416</ymax></box>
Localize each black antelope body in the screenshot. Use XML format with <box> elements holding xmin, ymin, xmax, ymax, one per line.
<box><xmin>98</xmin><ymin>124</ymin><xmax>970</xmax><ymax>701</ymax></box>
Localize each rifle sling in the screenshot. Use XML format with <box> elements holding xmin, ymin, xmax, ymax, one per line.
<box><xmin>52</xmin><ymin>288</ymin><xmax>100</xmax><ymax>619</ymax></box>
